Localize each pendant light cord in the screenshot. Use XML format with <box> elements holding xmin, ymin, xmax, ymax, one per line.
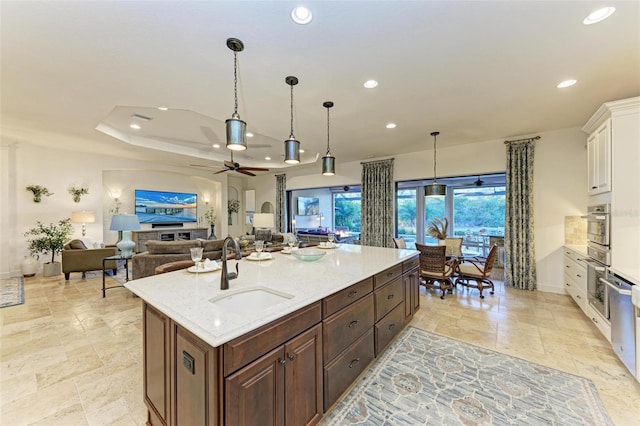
<box><xmin>233</xmin><ymin>51</ymin><xmax>239</xmax><ymax>115</ymax></box>
<box><xmin>326</xmin><ymin>107</ymin><xmax>331</xmax><ymax>155</ymax></box>
<box><xmin>289</xmin><ymin>83</ymin><xmax>295</xmax><ymax>139</ymax></box>
<box><xmin>433</xmin><ymin>133</ymin><xmax>438</xmax><ymax>183</ymax></box>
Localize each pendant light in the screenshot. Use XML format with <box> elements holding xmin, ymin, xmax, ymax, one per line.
<box><xmin>225</xmin><ymin>38</ymin><xmax>247</xmax><ymax>151</ymax></box>
<box><xmin>284</xmin><ymin>76</ymin><xmax>300</xmax><ymax>164</ymax></box>
<box><xmin>322</xmin><ymin>101</ymin><xmax>335</xmax><ymax>176</ymax></box>
<box><xmin>425</xmin><ymin>131</ymin><xmax>446</xmax><ymax>196</ymax></box>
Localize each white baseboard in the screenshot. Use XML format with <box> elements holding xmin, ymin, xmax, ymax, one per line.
<box><xmin>536</xmin><ymin>284</ymin><xmax>566</xmax><ymax>295</ymax></box>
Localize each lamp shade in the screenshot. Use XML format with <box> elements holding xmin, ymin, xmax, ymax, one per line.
<box><xmin>110</xmin><ymin>214</ymin><xmax>140</xmax><ymax>231</ymax></box>
<box><xmin>284</xmin><ymin>138</ymin><xmax>300</xmax><ymax>164</ymax></box>
<box><xmin>322</xmin><ymin>155</ymin><xmax>335</xmax><ymax>176</ymax></box>
<box><xmin>425</xmin><ymin>184</ymin><xmax>447</xmax><ymax>197</ymax></box>
<box><xmin>253</xmin><ymin>213</ymin><xmax>274</xmax><ymax>228</ymax></box>
<box><xmin>226</xmin><ymin>115</ymin><xmax>247</xmax><ymax>151</ymax></box>
<box><xmin>71</xmin><ymin>211</ymin><xmax>95</xmax><ymax>224</ymax></box>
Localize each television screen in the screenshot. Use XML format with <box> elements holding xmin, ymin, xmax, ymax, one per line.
<box><xmin>135</xmin><ymin>189</ymin><xmax>197</xmax><ymax>223</ymax></box>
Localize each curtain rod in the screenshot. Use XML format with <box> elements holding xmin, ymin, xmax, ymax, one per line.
<box><xmin>504</xmin><ymin>136</ymin><xmax>541</xmax><ymax>144</ymax></box>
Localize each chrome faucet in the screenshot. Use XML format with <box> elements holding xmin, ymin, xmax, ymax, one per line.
<box><xmin>220</xmin><ymin>236</ymin><xmax>242</xmax><ymax>290</ymax></box>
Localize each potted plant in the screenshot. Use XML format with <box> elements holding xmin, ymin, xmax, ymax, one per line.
<box><xmin>204</xmin><ymin>207</ymin><xmax>217</xmax><ymax>239</ymax></box>
<box><xmin>26</xmin><ymin>185</ymin><xmax>53</xmax><ymax>203</ymax></box>
<box><xmin>426</xmin><ymin>217</ymin><xmax>449</xmax><ymax>243</ymax></box>
<box><xmin>228</xmin><ymin>199</ymin><xmax>240</xmax><ymax>225</ymax></box>
<box><xmin>24</xmin><ymin>218</ymin><xmax>73</xmax><ymax>276</ymax></box>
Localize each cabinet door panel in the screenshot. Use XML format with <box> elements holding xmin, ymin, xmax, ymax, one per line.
<box><xmin>375</xmin><ymin>302</ymin><xmax>405</xmax><ymax>355</ymax></box>
<box><xmin>374</xmin><ymin>277</ymin><xmax>403</xmax><ymax>321</ymax></box>
<box><xmin>144</xmin><ymin>304</ymin><xmax>170</xmax><ymax>425</ymax></box>
<box><xmin>322</xmin><ymin>294</ymin><xmax>374</xmax><ymax>363</ymax></box>
<box><xmin>285</xmin><ymin>324</ymin><xmax>323</xmax><ymax>426</ymax></box>
<box><xmin>225</xmin><ymin>346</ymin><xmax>285</xmax><ymax>426</ymax></box>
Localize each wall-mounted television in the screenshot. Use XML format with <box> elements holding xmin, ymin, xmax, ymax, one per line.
<box><xmin>297</xmin><ymin>196</ymin><xmax>319</xmax><ymax>216</ymax></box>
<box><xmin>135</xmin><ymin>189</ymin><xmax>197</xmax><ymax>224</ymax></box>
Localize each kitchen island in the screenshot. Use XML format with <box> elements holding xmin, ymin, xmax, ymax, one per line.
<box><xmin>125</xmin><ymin>244</ymin><xmax>420</xmax><ymax>425</ymax></box>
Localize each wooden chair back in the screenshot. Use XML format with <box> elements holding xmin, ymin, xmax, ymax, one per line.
<box><xmin>154</xmin><ymin>260</ymin><xmax>195</xmax><ymax>275</ymax></box>
<box><xmin>415</xmin><ymin>243</ymin><xmax>447</xmax><ymax>274</ymax></box>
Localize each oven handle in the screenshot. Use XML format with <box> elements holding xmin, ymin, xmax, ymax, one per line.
<box><xmin>587</xmin><ymin>214</ymin><xmax>607</xmax><ymax>220</ymax></box>
<box><xmin>600</xmin><ymin>278</ymin><xmax>632</xmax><ymax>296</ymax></box>
<box><xmin>583</xmin><ymin>259</ymin><xmax>606</xmax><ymax>271</ymax></box>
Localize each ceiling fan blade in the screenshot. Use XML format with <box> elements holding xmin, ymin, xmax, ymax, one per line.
<box><xmin>213</xmin><ymin>169</ymin><xmax>229</xmax><ymax>175</ymax></box>
<box><xmin>238</xmin><ymin>166</ymin><xmax>270</xmax><ymax>172</ymax></box>
<box><xmin>190</xmin><ymin>164</ymin><xmax>220</xmax><ymax>169</ymax></box>
<box><xmin>237</xmin><ymin>169</ymin><xmax>256</xmax><ymax>177</ymax></box>
<box><xmin>224</xmin><ymin>160</ymin><xmax>236</xmax><ymax>169</ymax></box>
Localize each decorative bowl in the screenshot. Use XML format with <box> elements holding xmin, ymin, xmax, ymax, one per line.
<box><xmin>291</xmin><ymin>248</ymin><xmax>326</xmax><ymax>262</ymax></box>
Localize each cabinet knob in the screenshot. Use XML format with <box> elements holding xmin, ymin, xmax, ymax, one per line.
<box><xmin>591</xmin><ymin>317</ymin><xmax>598</xmax><ymax>324</ymax></box>
<box><xmin>591</xmin><ymin>186</ymin><xmax>598</xmax><ymax>189</ymax></box>
<box><xmin>287</xmin><ymin>354</ymin><xmax>294</xmax><ymax>361</ymax></box>
<box><xmin>565</xmin><ymin>282</ymin><xmax>571</xmax><ymax>286</ymax></box>
<box><xmin>388</xmin><ymin>323</ymin><xmax>396</xmax><ymax>330</ymax></box>
<box><xmin>348</xmin><ymin>358</ymin><xmax>361</xmax><ymax>369</ymax></box>
<box><xmin>387</xmin><ymin>294</ymin><xmax>395</xmax><ymax>300</ymax></box>
<box><xmin>576</xmin><ymin>274</ymin><xmax>582</xmax><ymax>278</ymax></box>
<box><xmin>576</xmin><ymin>295</ymin><xmax>581</xmax><ymax>299</ymax></box>
<box><xmin>347</xmin><ymin>291</ymin><xmax>358</xmax><ymax>298</ymax></box>
<box><xmin>279</xmin><ymin>358</ymin><xmax>286</xmax><ymax>366</ymax></box>
<box><xmin>348</xmin><ymin>320</ymin><xmax>359</xmax><ymax>328</ymax></box>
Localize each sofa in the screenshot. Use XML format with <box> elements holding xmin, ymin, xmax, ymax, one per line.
<box><xmin>132</xmin><ymin>239</ymin><xmax>224</xmax><ymax>280</ymax></box>
<box><xmin>62</xmin><ymin>239</ymin><xmax>118</xmax><ymax>280</ymax></box>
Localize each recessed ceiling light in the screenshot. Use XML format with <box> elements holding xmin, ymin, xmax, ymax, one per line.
<box><xmin>129</xmin><ymin>124</ymin><xmax>141</xmax><ymax>130</ymax></box>
<box><xmin>364</xmin><ymin>80</ymin><xmax>378</xmax><ymax>89</ymax></box>
<box><xmin>386</xmin><ymin>123</ymin><xmax>397</xmax><ymax>129</ymax></box>
<box><xmin>265</xmin><ymin>156</ymin><xmax>271</xmax><ymax>161</ymax></box>
<box><xmin>157</xmin><ymin>106</ymin><xmax>168</xmax><ymax>111</ymax></box>
<box><xmin>299</xmin><ymin>148</ymin><xmax>305</xmax><ymax>153</ymax></box>
<box><xmin>583</xmin><ymin>7</ymin><xmax>615</xmax><ymax>25</ymax></box>
<box><xmin>246</xmin><ymin>132</ymin><xmax>254</xmax><ymax>138</ymax></box>
<box><xmin>557</xmin><ymin>79</ymin><xmax>577</xmax><ymax>88</ymax></box>
<box><xmin>213</xmin><ymin>144</ymin><xmax>220</xmax><ymax>148</ymax></box>
<box><xmin>291</xmin><ymin>6</ymin><xmax>312</xmax><ymax>24</ymax></box>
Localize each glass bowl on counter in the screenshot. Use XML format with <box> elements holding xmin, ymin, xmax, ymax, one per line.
<box><xmin>291</xmin><ymin>248</ymin><xmax>326</xmax><ymax>262</ymax></box>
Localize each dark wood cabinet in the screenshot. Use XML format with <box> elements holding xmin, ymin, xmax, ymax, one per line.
<box><xmin>225</xmin><ymin>324</ymin><xmax>323</xmax><ymax>426</ymax></box>
<box><xmin>374</xmin><ymin>276</ymin><xmax>403</xmax><ymax>322</ymax></box>
<box><xmin>144</xmin><ymin>304</ymin><xmax>171</xmax><ymax>426</ymax></box>
<box><xmin>322</xmin><ymin>294</ymin><xmax>374</xmax><ymax>363</ymax></box>
<box><xmin>375</xmin><ymin>302</ymin><xmax>405</xmax><ymax>354</ymax></box>
<box><xmin>402</xmin><ymin>257</ymin><xmax>420</xmax><ymax>323</ymax></box>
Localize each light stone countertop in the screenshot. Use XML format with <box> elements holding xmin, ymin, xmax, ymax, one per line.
<box><xmin>125</xmin><ymin>244</ymin><xmax>418</xmax><ymax>348</ymax></box>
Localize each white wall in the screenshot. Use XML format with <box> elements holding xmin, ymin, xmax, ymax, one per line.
<box><xmin>1</xmin><ymin>142</ymin><xmax>227</xmax><ymax>277</ymax></box>
<box><xmin>248</xmin><ymin>127</ymin><xmax>588</xmax><ymax>294</ymax></box>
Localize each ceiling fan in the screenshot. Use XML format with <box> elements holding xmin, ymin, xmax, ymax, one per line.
<box><xmin>464</xmin><ymin>176</ymin><xmax>485</xmax><ymax>187</ymax></box>
<box><xmin>191</xmin><ymin>151</ymin><xmax>269</xmax><ymax>177</ymax></box>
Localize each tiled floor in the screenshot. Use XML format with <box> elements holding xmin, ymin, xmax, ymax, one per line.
<box><xmin>2</xmin><ymin>272</ymin><xmax>639</xmax><ymax>425</ymax></box>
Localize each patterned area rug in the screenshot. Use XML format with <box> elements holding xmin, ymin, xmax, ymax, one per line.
<box><xmin>322</xmin><ymin>327</ymin><xmax>613</xmax><ymax>426</ymax></box>
<box><xmin>0</xmin><ymin>277</ymin><xmax>25</xmax><ymax>308</ymax></box>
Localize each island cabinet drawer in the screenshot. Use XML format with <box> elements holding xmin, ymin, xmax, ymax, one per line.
<box><xmin>375</xmin><ymin>301</ymin><xmax>405</xmax><ymax>355</ymax></box>
<box><xmin>374</xmin><ymin>277</ymin><xmax>403</xmax><ymax>322</ymax></box>
<box><xmin>323</xmin><ymin>328</ymin><xmax>375</xmax><ymax>411</ymax></box>
<box><xmin>322</xmin><ymin>277</ymin><xmax>373</xmax><ymax>318</ymax></box>
<box><xmin>402</xmin><ymin>256</ymin><xmax>419</xmax><ymax>272</ymax></box>
<box><xmin>223</xmin><ymin>301</ymin><xmax>321</xmax><ymax>376</ymax></box>
<box><xmin>323</xmin><ymin>294</ymin><xmax>374</xmax><ymax>363</ymax></box>
<box><xmin>374</xmin><ymin>264</ymin><xmax>403</xmax><ymax>289</ymax></box>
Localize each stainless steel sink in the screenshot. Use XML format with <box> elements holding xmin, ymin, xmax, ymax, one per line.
<box><xmin>208</xmin><ymin>287</ymin><xmax>294</xmax><ymax>313</ymax></box>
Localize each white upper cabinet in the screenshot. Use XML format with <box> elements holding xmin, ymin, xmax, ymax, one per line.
<box><xmin>584</xmin><ymin>96</ymin><xmax>640</xmax><ymax>284</ymax></box>
<box><xmin>586</xmin><ymin>118</ymin><xmax>611</xmax><ymax>195</ymax></box>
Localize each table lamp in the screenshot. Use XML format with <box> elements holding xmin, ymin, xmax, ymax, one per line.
<box><xmin>253</xmin><ymin>213</ymin><xmax>274</xmax><ymax>242</ymax></box>
<box><xmin>110</xmin><ymin>214</ymin><xmax>140</xmax><ymax>258</ymax></box>
<box><xmin>71</xmin><ymin>211</ymin><xmax>96</xmax><ymax>236</ymax></box>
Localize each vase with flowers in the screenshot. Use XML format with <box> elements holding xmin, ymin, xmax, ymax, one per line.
<box><xmin>426</xmin><ymin>217</ymin><xmax>449</xmax><ymax>243</ymax></box>
<box><xmin>204</xmin><ymin>207</ymin><xmax>217</xmax><ymax>239</ymax></box>
<box><xmin>228</xmin><ymin>199</ymin><xmax>240</xmax><ymax>225</ymax></box>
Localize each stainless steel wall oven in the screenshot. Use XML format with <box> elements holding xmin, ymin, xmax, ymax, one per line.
<box><xmin>585</xmin><ymin>204</ymin><xmax>611</xmax><ymax>319</ymax></box>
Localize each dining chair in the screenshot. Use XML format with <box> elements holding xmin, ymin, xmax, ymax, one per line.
<box><xmin>415</xmin><ymin>243</ymin><xmax>457</xmax><ymax>299</ymax></box>
<box><xmin>154</xmin><ymin>260</ymin><xmax>195</xmax><ymax>275</ymax></box>
<box><xmin>444</xmin><ymin>237</ymin><xmax>463</xmax><ymax>257</ymax></box>
<box><xmin>392</xmin><ymin>237</ymin><xmax>407</xmax><ymax>249</ymax></box>
<box><xmin>455</xmin><ymin>244</ymin><xmax>498</xmax><ymax>298</ymax></box>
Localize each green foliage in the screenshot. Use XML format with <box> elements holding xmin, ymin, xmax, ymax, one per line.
<box><xmin>453</xmin><ymin>195</ymin><xmax>505</xmax><ymax>228</ymax></box>
<box><xmin>334</xmin><ymin>197</ymin><xmax>361</xmax><ymax>232</ymax></box>
<box><xmin>24</xmin><ymin>218</ymin><xmax>73</xmax><ymax>263</ymax></box>
<box><xmin>26</xmin><ymin>185</ymin><xmax>52</xmax><ymax>202</ymax></box>
<box><xmin>68</xmin><ymin>186</ymin><xmax>89</xmax><ymax>202</ymax></box>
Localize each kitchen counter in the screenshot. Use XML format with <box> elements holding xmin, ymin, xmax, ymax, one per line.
<box><xmin>125</xmin><ymin>244</ymin><xmax>418</xmax><ymax>347</ymax></box>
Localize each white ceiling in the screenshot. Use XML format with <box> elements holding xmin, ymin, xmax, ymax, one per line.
<box><xmin>2</xmin><ymin>1</ymin><xmax>639</xmax><ymax>175</ymax></box>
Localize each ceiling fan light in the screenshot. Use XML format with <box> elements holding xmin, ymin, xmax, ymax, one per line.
<box><xmin>322</xmin><ymin>155</ymin><xmax>335</xmax><ymax>176</ymax></box>
<box><xmin>284</xmin><ymin>138</ymin><xmax>300</xmax><ymax>164</ymax></box>
<box><xmin>225</xmin><ymin>115</ymin><xmax>247</xmax><ymax>151</ymax></box>
<box><xmin>425</xmin><ymin>183</ymin><xmax>446</xmax><ymax>197</ymax></box>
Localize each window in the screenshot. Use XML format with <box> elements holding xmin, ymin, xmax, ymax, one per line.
<box><xmin>452</xmin><ymin>185</ymin><xmax>505</xmax><ymax>256</ymax></box>
<box><xmin>397</xmin><ymin>189</ymin><xmax>417</xmax><ymax>247</ymax></box>
<box><xmin>333</xmin><ymin>191</ymin><xmax>361</xmax><ymax>233</ymax></box>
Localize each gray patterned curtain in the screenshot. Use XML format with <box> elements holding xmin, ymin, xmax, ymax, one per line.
<box><xmin>361</xmin><ymin>159</ymin><xmax>394</xmax><ymax>247</ymax></box>
<box><xmin>275</xmin><ymin>174</ymin><xmax>286</xmax><ymax>233</ymax></box>
<box><xmin>505</xmin><ymin>139</ymin><xmax>537</xmax><ymax>290</ymax></box>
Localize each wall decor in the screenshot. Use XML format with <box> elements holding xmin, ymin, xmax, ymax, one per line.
<box><xmin>26</xmin><ymin>185</ymin><xmax>52</xmax><ymax>203</ymax></box>
<box><xmin>68</xmin><ymin>185</ymin><xmax>89</xmax><ymax>203</ymax></box>
<box><xmin>228</xmin><ymin>199</ymin><xmax>240</xmax><ymax>225</ymax></box>
<box><xmin>297</xmin><ymin>196</ymin><xmax>319</xmax><ymax>216</ymax></box>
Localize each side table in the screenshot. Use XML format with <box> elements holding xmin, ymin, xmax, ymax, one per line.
<box><xmin>102</xmin><ymin>255</ymin><xmax>130</xmax><ymax>298</ymax></box>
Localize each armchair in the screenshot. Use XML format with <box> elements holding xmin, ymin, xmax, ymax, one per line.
<box><xmin>455</xmin><ymin>244</ymin><xmax>498</xmax><ymax>299</ymax></box>
<box><xmin>415</xmin><ymin>243</ymin><xmax>457</xmax><ymax>299</ymax></box>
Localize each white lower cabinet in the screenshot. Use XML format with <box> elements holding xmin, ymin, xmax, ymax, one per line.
<box><xmin>586</xmin><ymin>303</ymin><xmax>611</xmax><ymax>343</ymax></box>
<box><xmin>564</xmin><ymin>249</ymin><xmax>587</xmax><ymax>312</ymax></box>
